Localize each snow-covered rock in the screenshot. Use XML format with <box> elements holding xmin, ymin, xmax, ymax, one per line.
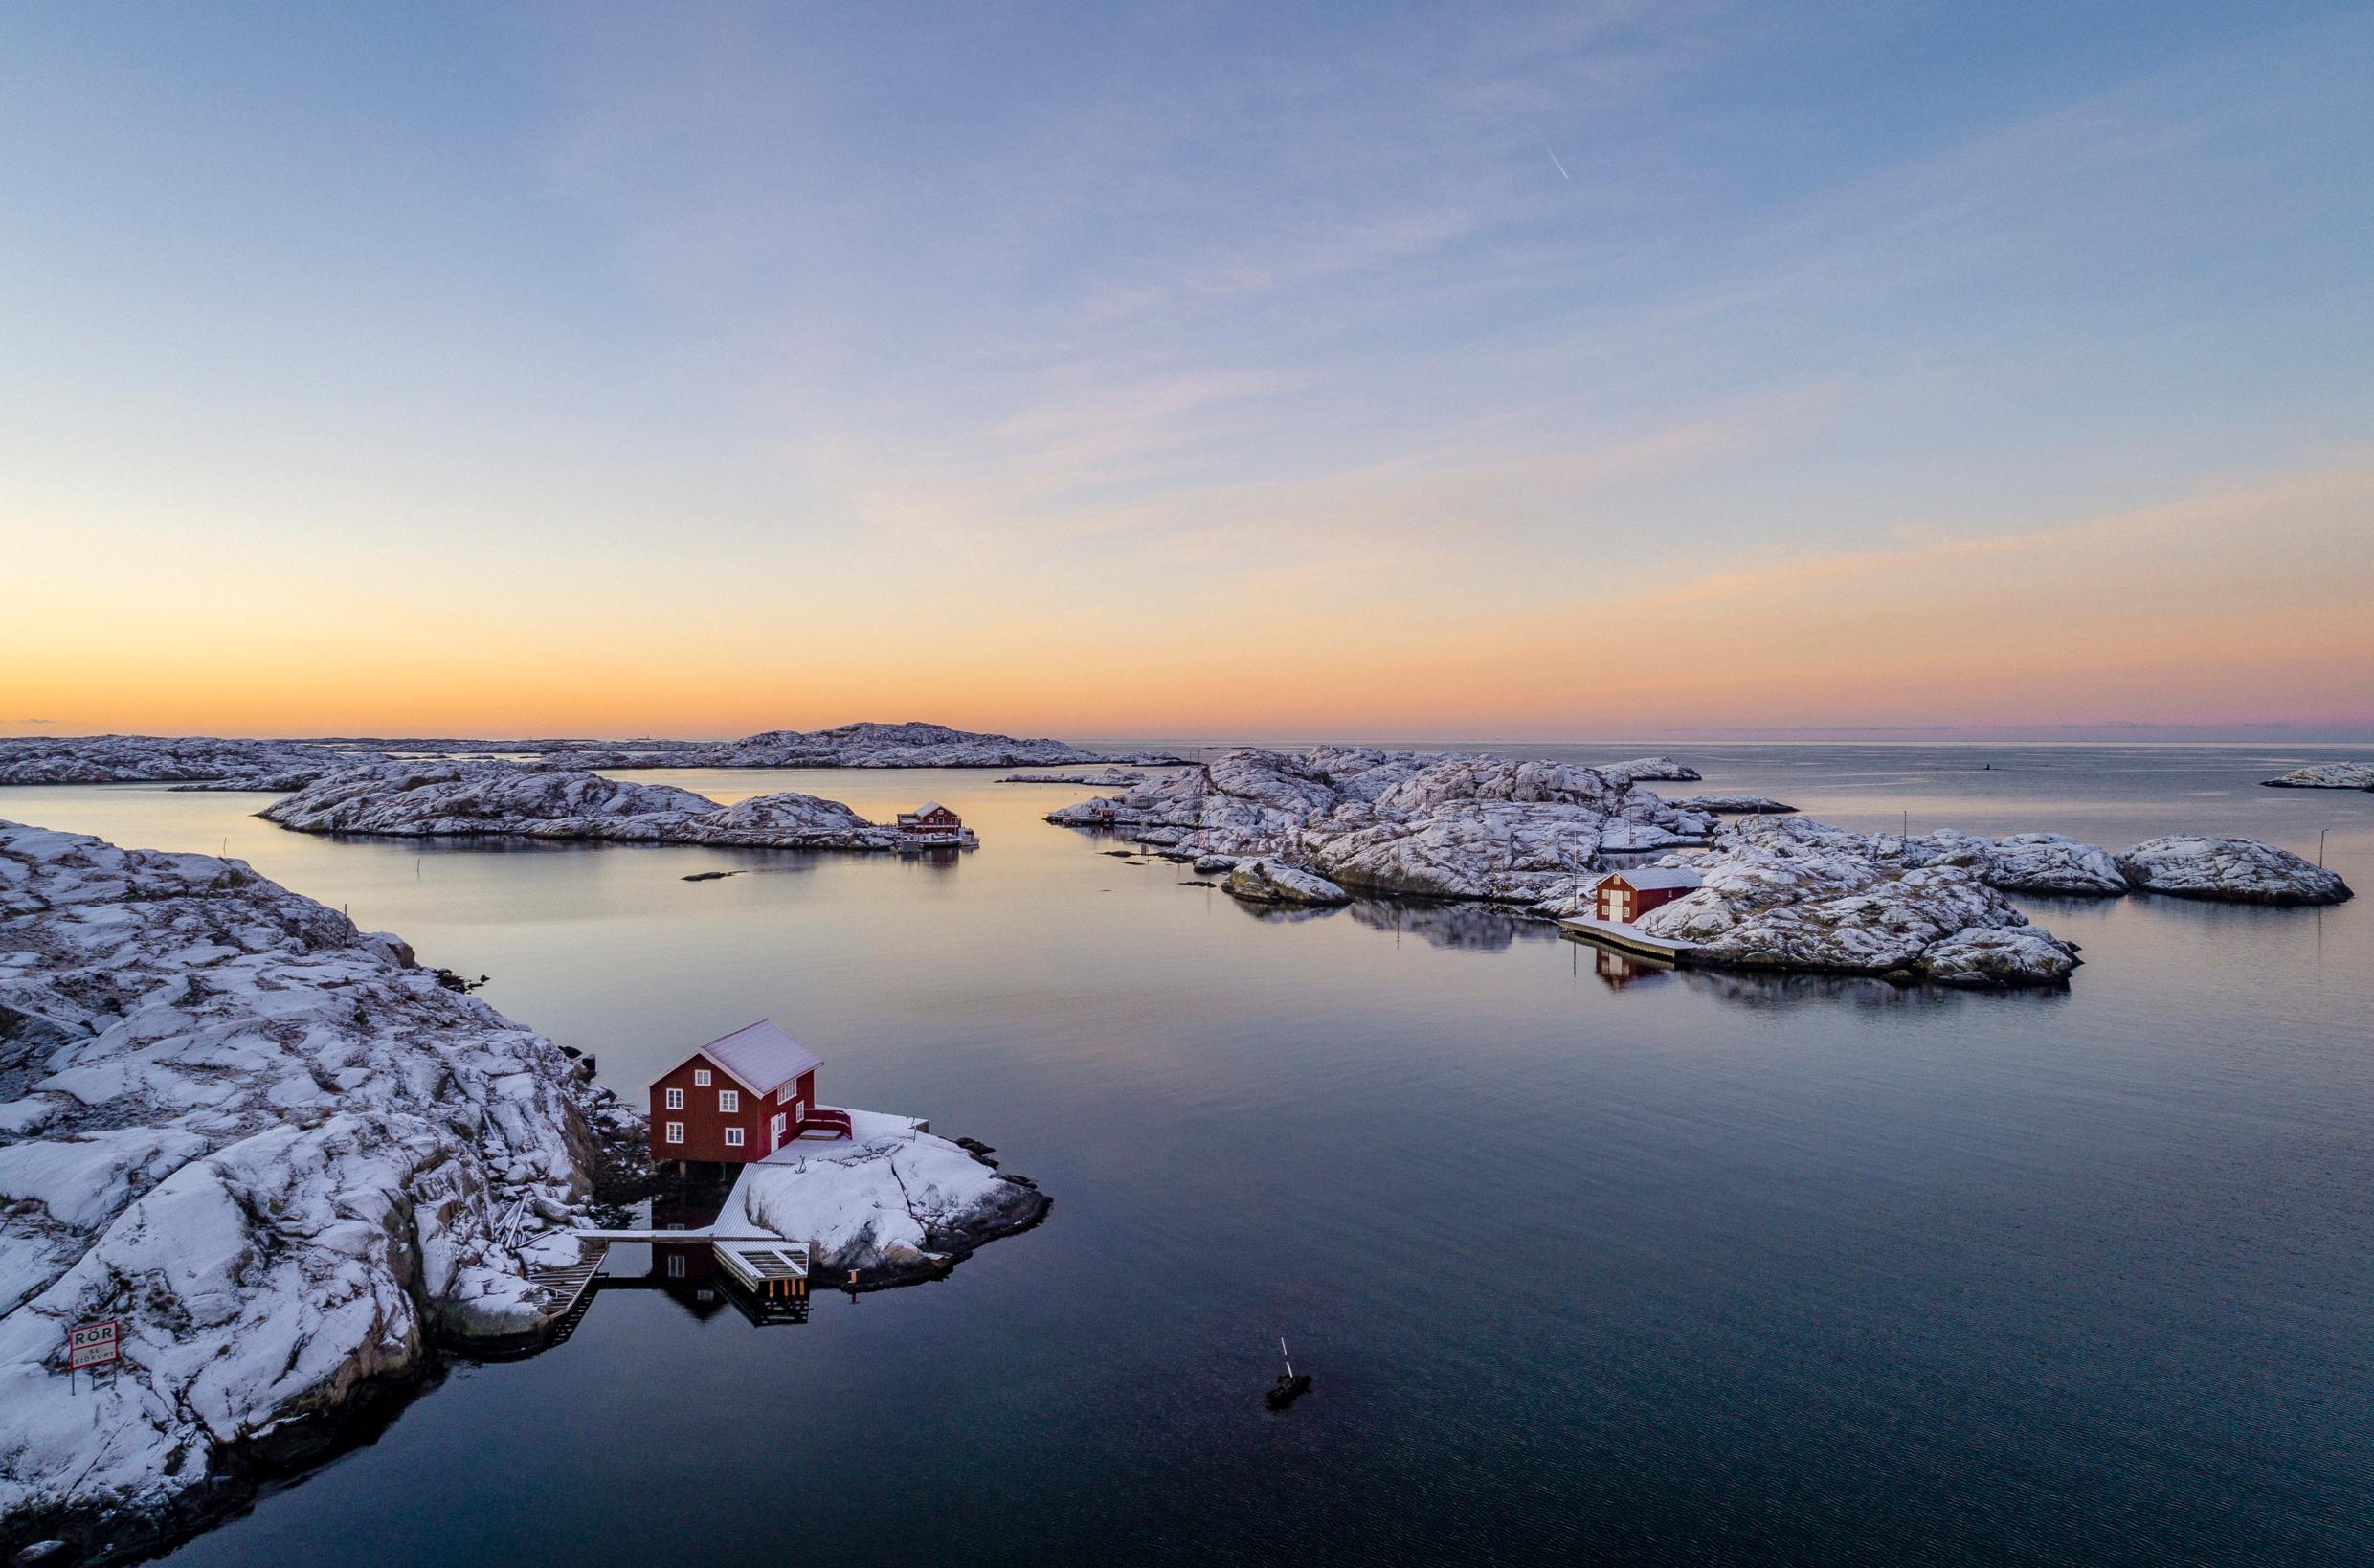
<box><xmin>259</xmin><ymin>762</ymin><xmax>897</xmax><ymax>851</ymax></box>
<box><xmin>1707</xmin><ymin>816</ymin><xmax>2128</xmax><ymax>898</ymax></box>
<box><xmin>1672</xmin><ymin>795</ymin><xmax>1797</xmax><ymax>816</ymax></box>
<box><xmin>2114</xmin><ymin>836</ymin><xmax>2352</xmax><ymax>906</ymax></box>
<box><xmin>2261</xmin><ymin>763</ymin><xmax>2374</xmax><ymax>792</ymax></box>
<box><xmin>0</xmin><ymin>821</ymin><xmax>622</xmax><ymax>1541</ymax></box>
<box><xmin>1634</xmin><ymin>827</ymin><xmax>2080</xmax><ymax>987</ymax></box>
<box><xmin>0</xmin><ymin>736</ymin><xmax>375</xmax><ymax>791</ymax></box>
<box><xmin>1049</xmin><ymin>748</ymin><xmax>1711</xmax><ymax>906</ymax></box>
<box><xmin>699</xmin><ymin>722</ymin><xmax>1183</xmax><ymax>770</ymax></box>
<box><xmin>732</xmin><ymin>1111</ymin><xmax>1045</xmax><ymax>1281</ymax></box>
<box><xmin>1595</xmin><ymin>755</ymin><xmax>1704</xmax><ymax>783</ymax></box>
<box><xmin>1221</xmin><ymin>859</ymin><xmax>1350</xmax><ymax>907</ymax></box>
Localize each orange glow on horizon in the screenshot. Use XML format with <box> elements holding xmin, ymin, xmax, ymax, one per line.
<box><xmin>9</xmin><ymin>468</ymin><xmax>2371</xmax><ymax>742</ymax></box>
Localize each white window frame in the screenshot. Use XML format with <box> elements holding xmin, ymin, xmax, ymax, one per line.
<box><xmin>723</xmin><ymin>1126</ymin><xmax>745</xmax><ymax>1148</ymax></box>
<box><xmin>771</xmin><ymin>1112</ymin><xmax>787</xmax><ymax>1144</ymax></box>
<box><xmin>778</xmin><ymin>1084</ymin><xmax>794</xmax><ymax>1105</ymax></box>
<box><xmin>664</xmin><ymin>1121</ymin><xmax>684</xmax><ymax>1145</ymax></box>
<box><xmin>664</xmin><ymin>1087</ymin><xmax>683</xmax><ymax>1110</ymax></box>
<box><xmin>718</xmin><ymin>1089</ymin><xmax>740</xmax><ymax>1113</ymax></box>
<box><xmin>665</xmin><ymin>1253</ymin><xmax>686</xmax><ymax>1279</ymax></box>
<box><xmin>693</xmin><ymin>1068</ymin><xmax>711</xmax><ymax>1086</ymax></box>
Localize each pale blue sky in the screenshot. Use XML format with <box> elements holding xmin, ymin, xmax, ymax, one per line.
<box><xmin>4</xmin><ymin>3</ymin><xmax>2369</xmax><ymax>737</ymax></box>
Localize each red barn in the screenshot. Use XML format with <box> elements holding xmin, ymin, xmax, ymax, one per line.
<box><xmin>648</xmin><ymin>1019</ymin><xmax>851</xmax><ymax>1166</ymax></box>
<box><xmin>896</xmin><ymin>801</ymin><xmax>963</xmax><ymax>840</ymax></box>
<box><xmin>1592</xmin><ymin>867</ymin><xmax>1703</xmax><ymax>925</ymax></box>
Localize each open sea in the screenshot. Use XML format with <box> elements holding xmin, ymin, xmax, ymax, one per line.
<box><xmin>7</xmin><ymin>741</ymin><xmax>2371</xmax><ymax>1566</ymax></box>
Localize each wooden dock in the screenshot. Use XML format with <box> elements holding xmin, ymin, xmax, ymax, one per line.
<box><xmin>525</xmin><ymin>1241</ymin><xmax>611</xmax><ymax>1346</ymax></box>
<box><xmin>1557</xmin><ymin>912</ymin><xmax>1701</xmax><ymax>963</ymax></box>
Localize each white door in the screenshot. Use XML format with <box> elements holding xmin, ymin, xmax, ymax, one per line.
<box><xmin>1605</xmin><ymin>888</ymin><xmax>1632</xmax><ymax>922</ymax></box>
<box><xmin>770</xmin><ymin>1112</ymin><xmax>787</xmax><ymax>1153</ymax></box>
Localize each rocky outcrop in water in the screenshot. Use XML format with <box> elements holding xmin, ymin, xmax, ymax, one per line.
<box><xmin>0</xmin><ymin>822</ymin><xmax>631</xmax><ymax>1552</ymax></box>
<box><xmin>1596</xmin><ymin>755</ymin><xmax>1703</xmax><ymax>784</ymax></box>
<box><xmin>2113</xmin><ymin>836</ymin><xmax>2352</xmax><ymax>906</ymax></box>
<box><xmin>1672</xmin><ymin>795</ymin><xmax>1797</xmax><ymax>815</ymax></box>
<box><xmin>1680</xmin><ymin>816</ymin><xmax>2130</xmax><ymax>898</ymax></box>
<box><xmin>259</xmin><ymin>762</ymin><xmax>898</xmax><ymax>850</ymax></box>
<box><xmin>732</xmin><ymin>1111</ymin><xmax>1047</xmax><ymax>1285</ymax></box>
<box><xmin>2261</xmin><ymin>763</ymin><xmax>2374</xmax><ymax>792</ymax></box>
<box><xmin>1221</xmin><ymin>858</ymin><xmax>1351</xmax><ymax>907</ymax></box>
<box><xmin>1051</xmin><ymin>748</ymin><xmax>1713</xmax><ymax>906</ymax></box>
<box><xmin>1626</xmin><ymin>822</ymin><xmax>2084</xmax><ymax>987</ymax></box>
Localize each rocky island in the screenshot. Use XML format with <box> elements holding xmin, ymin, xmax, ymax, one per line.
<box><xmin>1053</xmin><ymin>749</ymin><xmax>2349</xmax><ymax>987</ymax></box>
<box><xmin>1051</xmin><ymin>748</ymin><xmax>1719</xmax><ymax>905</ymax></box>
<box><xmin>696</xmin><ymin>721</ymin><xmax>1185</xmax><ymax>769</ymax></box>
<box><xmin>0</xmin><ymin>822</ymin><xmax>1047</xmax><ymax>1559</ymax></box>
<box><xmin>0</xmin><ymin>724</ymin><xmax>1188</xmax><ymax>791</ymax></box>
<box><xmin>0</xmin><ymin>736</ymin><xmax>374</xmax><ymax>791</ymax></box>
<box><xmin>2113</xmin><ymin>835</ymin><xmax>2351</xmax><ymax>905</ymax></box>
<box><xmin>259</xmin><ymin>761</ymin><xmax>905</xmax><ymax>851</ymax></box>
<box><xmin>2261</xmin><ymin>762</ymin><xmax>2374</xmax><ymax>792</ymax></box>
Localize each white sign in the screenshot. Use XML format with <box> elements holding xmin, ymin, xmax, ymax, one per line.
<box><xmin>68</xmin><ymin>1319</ymin><xmax>119</xmax><ymax>1371</ymax></box>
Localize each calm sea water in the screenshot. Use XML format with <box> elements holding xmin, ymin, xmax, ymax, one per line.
<box><xmin>7</xmin><ymin>743</ymin><xmax>2372</xmax><ymax>1566</ymax></box>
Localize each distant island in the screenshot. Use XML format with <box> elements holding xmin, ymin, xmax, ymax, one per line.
<box><xmin>2262</xmin><ymin>762</ymin><xmax>2374</xmax><ymax>792</ymax></box>
<box><xmin>1053</xmin><ymin>747</ymin><xmax>2353</xmax><ymax>988</ymax></box>
<box><xmin>0</xmin><ymin>723</ymin><xmax>1192</xmax><ymax>789</ymax></box>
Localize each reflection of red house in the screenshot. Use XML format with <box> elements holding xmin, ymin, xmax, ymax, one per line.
<box><xmin>1592</xmin><ymin>868</ymin><xmax>1703</xmax><ymax>924</ymax></box>
<box><xmin>647</xmin><ymin>1019</ymin><xmax>851</xmax><ymax>1166</ymax></box>
<box><xmin>896</xmin><ymin>801</ymin><xmax>963</xmax><ymax>840</ymax></box>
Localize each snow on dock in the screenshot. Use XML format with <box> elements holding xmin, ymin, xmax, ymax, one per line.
<box><xmin>1557</xmin><ymin>912</ymin><xmax>1701</xmax><ymax>962</ymax></box>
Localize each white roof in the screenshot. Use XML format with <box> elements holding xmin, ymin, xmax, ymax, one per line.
<box><xmin>910</xmin><ymin>800</ymin><xmax>950</xmax><ymax>816</ymax></box>
<box><xmin>1595</xmin><ymin>867</ymin><xmax>1704</xmax><ymax>891</ymax></box>
<box><xmin>694</xmin><ymin>1019</ymin><xmax>822</xmax><ymax>1094</ymax></box>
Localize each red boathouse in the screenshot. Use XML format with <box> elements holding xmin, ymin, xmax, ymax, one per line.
<box><xmin>648</xmin><ymin>1019</ymin><xmax>852</xmax><ymax>1165</ymax></box>
<box><xmin>895</xmin><ymin>801</ymin><xmax>964</xmax><ymax>840</ymax></box>
<box><xmin>1591</xmin><ymin>867</ymin><xmax>1703</xmax><ymax>925</ymax></box>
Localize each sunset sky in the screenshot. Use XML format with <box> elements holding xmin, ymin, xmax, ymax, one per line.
<box><xmin>4</xmin><ymin>3</ymin><xmax>2369</xmax><ymax>742</ymax></box>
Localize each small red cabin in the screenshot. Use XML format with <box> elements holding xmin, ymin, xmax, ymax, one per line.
<box><xmin>896</xmin><ymin>801</ymin><xmax>963</xmax><ymax>839</ymax></box>
<box><xmin>1592</xmin><ymin>867</ymin><xmax>1703</xmax><ymax>925</ymax></box>
<box><xmin>648</xmin><ymin>1019</ymin><xmax>851</xmax><ymax>1165</ymax></box>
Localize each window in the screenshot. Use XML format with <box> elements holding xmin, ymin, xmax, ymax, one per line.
<box><xmin>664</xmin><ymin>1121</ymin><xmax>684</xmax><ymax>1145</ymax></box>
<box><xmin>693</xmin><ymin>1069</ymin><xmax>711</xmax><ymax>1086</ymax></box>
<box><xmin>665</xmin><ymin>1253</ymin><xmax>686</xmax><ymax>1279</ymax></box>
<box><xmin>664</xmin><ymin>1087</ymin><xmax>683</xmax><ymax>1110</ymax></box>
<box><xmin>723</xmin><ymin>1126</ymin><xmax>745</xmax><ymax>1148</ymax></box>
<box><xmin>718</xmin><ymin>1089</ymin><xmax>740</xmax><ymax>1113</ymax></box>
<box><xmin>778</xmin><ymin>1084</ymin><xmax>794</xmax><ymax>1105</ymax></box>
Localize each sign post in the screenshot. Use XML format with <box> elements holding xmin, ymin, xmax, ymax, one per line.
<box><xmin>68</xmin><ymin>1319</ymin><xmax>120</xmax><ymax>1391</ymax></box>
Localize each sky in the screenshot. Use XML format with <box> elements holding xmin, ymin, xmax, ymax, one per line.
<box><xmin>3</xmin><ymin>1</ymin><xmax>2370</xmax><ymax>743</ymax></box>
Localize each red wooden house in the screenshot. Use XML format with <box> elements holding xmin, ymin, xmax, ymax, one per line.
<box><xmin>648</xmin><ymin>1019</ymin><xmax>852</xmax><ymax>1165</ymax></box>
<box><xmin>895</xmin><ymin>801</ymin><xmax>964</xmax><ymax>840</ymax></box>
<box><xmin>1591</xmin><ymin>867</ymin><xmax>1703</xmax><ymax>925</ymax></box>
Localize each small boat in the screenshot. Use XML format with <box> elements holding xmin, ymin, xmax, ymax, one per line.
<box><xmin>1265</xmin><ymin>1337</ymin><xmax>1311</xmax><ymax>1409</ymax></box>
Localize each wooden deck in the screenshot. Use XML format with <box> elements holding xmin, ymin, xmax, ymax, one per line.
<box><xmin>1557</xmin><ymin>912</ymin><xmax>1701</xmax><ymax>963</ymax></box>
<box><xmin>525</xmin><ymin>1241</ymin><xmax>611</xmax><ymax>1346</ymax></box>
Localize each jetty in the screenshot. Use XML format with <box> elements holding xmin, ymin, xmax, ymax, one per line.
<box><xmin>1557</xmin><ymin>911</ymin><xmax>1701</xmax><ymax>964</ymax></box>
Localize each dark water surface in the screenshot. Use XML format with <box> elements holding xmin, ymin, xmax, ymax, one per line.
<box><xmin>9</xmin><ymin>743</ymin><xmax>2373</xmax><ymax>1565</ymax></box>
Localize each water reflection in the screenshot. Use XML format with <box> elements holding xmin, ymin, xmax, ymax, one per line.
<box><xmin>1345</xmin><ymin>898</ymin><xmax>1557</xmax><ymax>952</ymax></box>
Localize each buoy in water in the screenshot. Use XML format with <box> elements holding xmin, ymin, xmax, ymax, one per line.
<box><xmin>1265</xmin><ymin>1336</ymin><xmax>1311</xmax><ymax>1409</ymax></box>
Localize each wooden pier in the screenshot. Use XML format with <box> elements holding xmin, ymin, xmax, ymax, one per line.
<box><xmin>1557</xmin><ymin>912</ymin><xmax>1701</xmax><ymax>964</ymax></box>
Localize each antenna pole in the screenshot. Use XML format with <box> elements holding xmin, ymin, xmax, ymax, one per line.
<box><xmin>1280</xmin><ymin>1336</ymin><xmax>1292</xmax><ymax>1378</ymax></box>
